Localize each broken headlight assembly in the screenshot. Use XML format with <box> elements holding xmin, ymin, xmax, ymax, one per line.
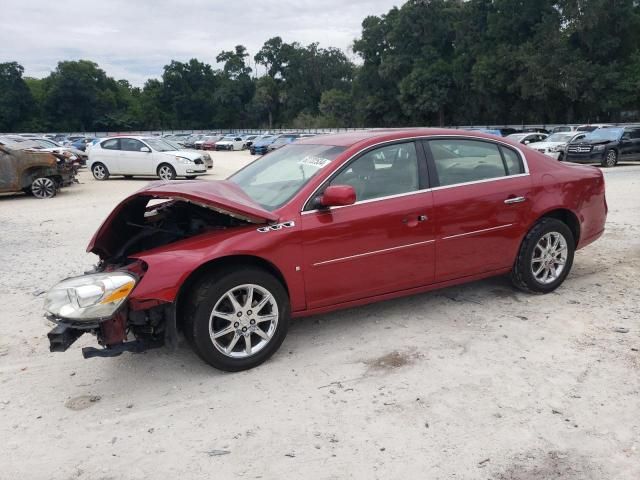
<box><xmin>44</xmin><ymin>272</ymin><xmax>136</xmax><ymax>321</ymax></box>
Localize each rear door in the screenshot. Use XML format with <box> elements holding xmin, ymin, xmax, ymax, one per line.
<box><xmin>95</xmin><ymin>138</ymin><xmax>121</xmax><ymax>172</ymax></box>
<box><xmin>423</xmin><ymin>138</ymin><xmax>533</xmax><ymax>282</ymax></box>
<box><xmin>301</xmin><ymin>141</ymin><xmax>436</xmax><ymax>308</ymax></box>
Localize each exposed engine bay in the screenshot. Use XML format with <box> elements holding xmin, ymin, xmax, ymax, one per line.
<box><xmin>102</xmin><ymin>196</ymin><xmax>250</xmax><ymax>264</ymax></box>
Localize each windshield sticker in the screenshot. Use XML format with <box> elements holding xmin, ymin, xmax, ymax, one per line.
<box><xmin>298</xmin><ymin>156</ymin><xmax>332</xmax><ymax>169</ymax></box>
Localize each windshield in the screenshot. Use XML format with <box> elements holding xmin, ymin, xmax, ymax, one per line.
<box><xmin>229</xmin><ymin>144</ymin><xmax>345</xmax><ymax>210</ymax></box>
<box><xmin>585</xmin><ymin>128</ymin><xmax>623</xmax><ymax>142</ymax></box>
<box><xmin>143</xmin><ymin>138</ymin><xmax>176</xmax><ymax>152</ymax></box>
<box><xmin>546</xmin><ymin>133</ymin><xmax>575</xmax><ymax>143</ymax></box>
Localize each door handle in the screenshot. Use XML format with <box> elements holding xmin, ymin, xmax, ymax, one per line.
<box><xmin>402</xmin><ymin>214</ymin><xmax>428</xmax><ymax>226</ymax></box>
<box><xmin>504</xmin><ymin>196</ymin><xmax>526</xmax><ymax>205</ymax></box>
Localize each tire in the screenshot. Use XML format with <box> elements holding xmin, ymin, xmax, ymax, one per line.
<box><xmin>91</xmin><ymin>162</ymin><xmax>109</xmax><ymax>180</ymax></box>
<box><xmin>511</xmin><ymin>218</ymin><xmax>575</xmax><ymax>294</ymax></box>
<box><xmin>183</xmin><ymin>267</ymin><xmax>290</xmax><ymax>371</ymax></box>
<box><xmin>30</xmin><ymin>177</ymin><xmax>57</xmax><ymax>199</ymax></box>
<box><xmin>601</xmin><ymin>149</ymin><xmax>618</xmax><ymax>168</ymax></box>
<box><xmin>557</xmin><ymin>152</ymin><xmax>564</xmax><ymax>161</ymax></box>
<box><xmin>157</xmin><ymin>163</ymin><xmax>177</xmax><ymax>181</ymax></box>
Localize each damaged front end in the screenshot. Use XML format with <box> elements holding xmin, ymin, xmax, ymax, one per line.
<box><xmin>45</xmin><ymin>180</ymin><xmax>278</xmax><ymax>358</ymax></box>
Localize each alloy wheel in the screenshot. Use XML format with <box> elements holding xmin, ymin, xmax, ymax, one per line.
<box><xmin>208</xmin><ymin>284</ymin><xmax>279</xmax><ymax>359</ymax></box>
<box><xmin>158</xmin><ymin>165</ymin><xmax>174</xmax><ymax>180</ymax></box>
<box><xmin>531</xmin><ymin>232</ymin><xmax>568</xmax><ymax>285</ymax></box>
<box><xmin>93</xmin><ymin>164</ymin><xmax>107</xmax><ymax>179</ymax></box>
<box><xmin>31</xmin><ymin>177</ymin><xmax>56</xmax><ymax>199</ymax></box>
<box><xmin>605</xmin><ymin>150</ymin><xmax>617</xmax><ymax>167</ymax></box>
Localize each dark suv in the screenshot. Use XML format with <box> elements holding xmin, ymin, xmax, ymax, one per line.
<box><xmin>565</xmin><ymin>126</ymin><xmax>640</xmax><ymax>167</ymax></box>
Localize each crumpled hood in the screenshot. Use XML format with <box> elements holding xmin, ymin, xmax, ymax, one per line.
<box><xmin>87</xmin><ymin>180</ymin><xmax>279</xmax><ymax>256</ymax></box>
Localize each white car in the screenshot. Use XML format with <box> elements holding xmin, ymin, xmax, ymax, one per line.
<box><xmin>88</xmin><ymin>136</ymin><xmax>208</xmax><ymax>181</ymax></box>
<box><xmin>529</xmin><ymin>132</ymin><xmax>587</xmax><ymax>160</ymax></box>
<box><xmin>506</xmin><ymin>132</ymin><xmax>548</xmax><ymax>145</ymax></box>
<box><xmin>215</xmin><ymin>135</ymin><xmax>245</xmax><ymax>151</ymax></box>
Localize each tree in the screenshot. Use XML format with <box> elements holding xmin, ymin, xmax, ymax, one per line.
<box><xmin>0</xmin><ymin>62</ymin><xmax>36</xmax><ymax>132</ymax></box>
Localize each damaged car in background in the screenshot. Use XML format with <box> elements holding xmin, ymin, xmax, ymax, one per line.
<box><xmin>44</xmin><ymin>129</ymin><xmax>607</xmax><ymax>371</ymax></box>
<box><xmin>0</xmin><ymin>137</ymin><xmax>77</xmax><ymax>198</ymax></box>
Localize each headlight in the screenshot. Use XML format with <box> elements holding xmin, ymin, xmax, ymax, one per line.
<box><xmin>44</xmin><ymin>272</ymin><xmax>136</xmax><ymax>321</ymax></box>
<box><xmin>593</xmin><ymin>145</ymin><xmax>605</xmax><ymax>151</ymax></box>
<box><xmin>552</xmin><ymin>145</ymin><xmax>564</xmax><ymax>152</ymax></box>
<box><xmin>175</xmin><ymin>156</ymin><xmax>194</xmax><ymax>164</ymax></box>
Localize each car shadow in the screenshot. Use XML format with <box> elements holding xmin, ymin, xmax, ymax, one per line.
<box><xmin>100</xmin><ymin>274</ymin><xmax>518</xmax><ymax>384</ymax></box>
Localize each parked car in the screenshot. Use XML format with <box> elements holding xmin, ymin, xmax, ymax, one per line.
<box><xmin>30</xmin><ymin>137</ymin><xmax>89</xmax><ymax>166</ymax></box>
<box><xmin>575</xmin><ymin>124</ymin><xmax>614</xmax><ymax>132</ymax></box>
<box><xmin>465</xmin><ymin>128</ymin><xmax>503</xmax><ymax>136</ymax></box>
<box><xmin>267</xmin><ymin>134</ymin><xmax>300</xmax><ymax>151</ymax></box>
<box><xmin>243</xmin><ymin>135</ymin><xmax>260</xmax><ymax>149</ymax></box>
<box><xmin>183</xmin><ymin>134</ymin><xmax>206</xmax><ymax>149</ymax></box>
<box><xmin>215</xmin><ymin>135</ymin><xmax>245</xmax><ymax>151</ymax></box>
<box><xmin>0</xmin><ymin>139</ymin><xmax>76</xmax><ymax>198</ymax></box>
<box><xmin>163</xmin><ymin>138</ymin><xmax>213</xmax><ymax>169</ymax></box>
<box><xmin>70</xmin><ymin>137</ymin><xmax>97</xmax><ymax>152</ymax></box>
<box><xmin>88</xmin><ymin>136</ymin><xmax>208</xmax><ymax>180</ymax></box>
<box><xmin>565</xmin><ymin>126</ymin><xmax>640</xmax><ymax>167</ymax></box>
<box><xmin>44</xmin><ymin>128</ymin><xmax>606</xmax><ymax>371</ymax></box>
<box><xmin>530</xmin><ymin>132</ymin><xmax>586</xmax><ymax>160</ymax></box>
<box><xmin>506</xmin><ymin>133</ymin><xmax>548</xmax><ymax>145</ymax></box>
<box><xmin>193</xmin><ymin>135</ymin><xmax>222</xmax><ymax>150</ymax></box>
<box><xmin>250</xmin><ymin>134</ymin><xmax>279</xmax><ymax>155</ymax></box>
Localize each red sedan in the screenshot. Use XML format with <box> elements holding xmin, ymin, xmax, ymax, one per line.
<box><xmin>45</xmin><ymin>129</ymin><xmax>607</xmax><ymax>371</ymax></box>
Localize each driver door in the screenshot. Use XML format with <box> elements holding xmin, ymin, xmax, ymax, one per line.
<box><xmin>119</xmin><ymin>138</ymin><xmax>152</xmax><ymax>175</ymax></box>
<box><xmin>300</xmin><ymin>142</ymin><xmax>436</xmax><ymax>309</ymax></box>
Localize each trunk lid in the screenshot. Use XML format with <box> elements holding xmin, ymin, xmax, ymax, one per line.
<box><xmin>87</xmin><ymin>180</ymin><xmax>279</xmax><ymax>256</ymax></box>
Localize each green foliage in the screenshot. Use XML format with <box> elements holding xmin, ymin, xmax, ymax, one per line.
<box><xmin>3</xmin><ymin>1</ymin><xmax>640</xmax><ymax>132</ymax></box>
<box><xmin>0</xmin><ymin>62</ymin><xmax>36</xmax><ymax>132</ymax></box>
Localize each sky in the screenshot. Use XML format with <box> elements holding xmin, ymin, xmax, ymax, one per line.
<box><xmin>1</xmin><ymin>0</ymin><xmax>401</xmax><ymax>86</ymax></box>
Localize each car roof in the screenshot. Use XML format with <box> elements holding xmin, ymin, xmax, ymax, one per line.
<box><xmin>294</xmin><ymin>128</ymin><xmax>506</xmax><ymax>148</ymax></box>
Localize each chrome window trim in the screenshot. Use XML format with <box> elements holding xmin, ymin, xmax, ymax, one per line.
<box><xmin>313</xmin><ymin>239</ymin><xmax>435</xmax><ymax>267</ymax></box>
<box><xmin>300</xmin><ymin>134</ymin><xmax>530</xmax><ymax>215</ymax></box>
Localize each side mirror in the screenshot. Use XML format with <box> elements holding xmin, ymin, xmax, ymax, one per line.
<box><xmin>524</xmin><ymin>140</ymin><xmax>531</xmax><ymax>145</ymax></box>
<box><xmin>140</xmin><ymin>146</ymin><xmax>151</xmax><ymax>153</ymax></box>
<box><xmin>320</xmin><ymin>185</ymin><xmax>356</xmax><ymax>208</ymax></box>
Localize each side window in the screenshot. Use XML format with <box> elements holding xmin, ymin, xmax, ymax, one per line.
<box><xmin>500</xmin><ymin>146</ymin><xmax>525</xmax><ymax>175</ymax></box>
<box><xmin>330</xmin><ymin>142</ymin><xmax>419</xmax><ymax>202</ymax></box>
<box><xmin>428</xmin><ymin>139</ymin><xmax>507</xmax><ymax>187</ymax></box>
<box><xmin>629</xmin><ymin>129</ymin><xmax>640</xmax><ymax>139</ymax></box>
<box><xmin>101</xmin><ymin>139</ymin><xmax>119</xmax><ymax>150</ymax></box>
<box><xmin>120</xmin><ymin>138</ymin><xmax>146</xmax><ymax>152</ymax></box>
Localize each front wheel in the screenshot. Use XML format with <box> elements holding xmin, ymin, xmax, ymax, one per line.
<box><xmin>602</xmin><ymin>149</ymin><xmax>618</xmax><ymax>168</ymax></box>
<box><xmin>511</xmin><ymin>218</ymin><xmax>575</xmax><ymax>294</ymax></box>
<box><xmin>183</xmin><ymin>268</ymin><xmax>290</xmax><ymax>371</ymax></box>
<box><xmin>157</xmin><ymin>163</ymin><xmax>177</xmax><ymax>181</ymax></box>
<box><xmin>30</xmin><ymin>177</ymin><xmax>57</xmax><ymax>199</ymax></box>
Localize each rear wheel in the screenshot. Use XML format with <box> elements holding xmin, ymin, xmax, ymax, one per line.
<box><xmin>602</xmin><ymin>149</ymin><xmax>618</xmax><ymax>167</ymax></box>
<box><xmin>157</xmin><ymin>163</ymin><xmax>176</xmax><ymax>181</ymax></box>
<box><xmin>511</xmin><ymin>218</ymin><xmax>575</xmax><ymax>294</ymax></box>
<box><xmin>91</xmin><ymin>162</ymin><xmax>109</xmax><ymax>180</ymax></box>
<box><xmin>183</xmin><ymin>268</ymin><xmax>290</xmax><ymax>371</ymax></box>
<box><xmin>30</xmin><ymin>177</ymin><xmax>57</xmax><ymax>199</ymax></box>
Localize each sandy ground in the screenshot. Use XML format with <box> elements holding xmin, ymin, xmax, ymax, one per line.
<box><xmin>0</xmin><ymin>151</ymin><xmax>639</xmax><ymax>480</ymax></box>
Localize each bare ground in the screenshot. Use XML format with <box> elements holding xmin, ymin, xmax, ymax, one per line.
<box><xmin>0</xmin><ymin>152</ymin><xmax>638</xmax><ymax>479</ymax></box>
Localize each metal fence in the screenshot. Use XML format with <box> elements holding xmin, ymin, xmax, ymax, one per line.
<box><xmin>6</xmin><ymin>123</ymin><xmax>640</xmax><ymax>138</ymax></box>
